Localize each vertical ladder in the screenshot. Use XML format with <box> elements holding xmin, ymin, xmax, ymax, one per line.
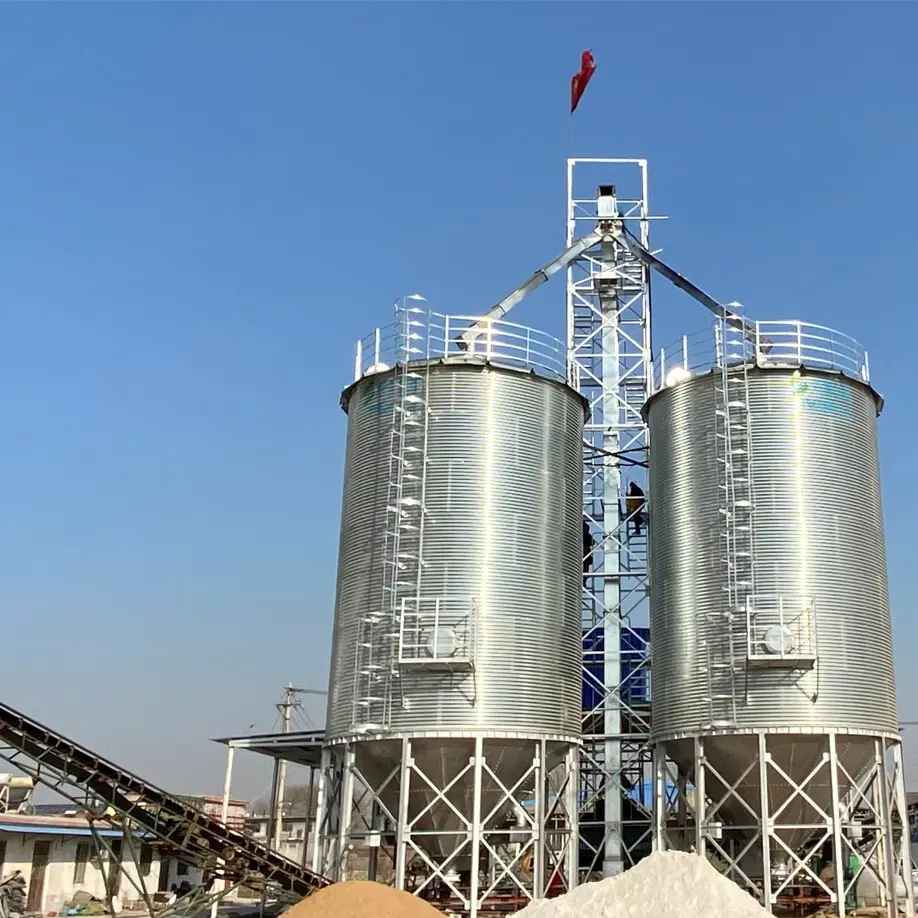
<box><xmin>352</xmin><ymin>312</ymin><xmax>430</xmax><ymax>731</ymax></box>
<box><xmin>706</xmin><ymin>315</ymin><xmax>755</xmax><ymax>728</ymax></box>
<box><xmin>622</xmin><ymin>377</ymin><xmax>649</xmax><ymax>575</ymax></box>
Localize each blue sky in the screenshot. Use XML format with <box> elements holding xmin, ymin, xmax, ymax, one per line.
<box><xmin>1</xmin><ymin>2</ymin><xmax>917</xmax><ymax>797</ymax></box>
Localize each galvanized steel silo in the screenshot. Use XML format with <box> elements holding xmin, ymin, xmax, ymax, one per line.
<box><xmin>647</xmin><ymin>363</ymin><xmax>896</xmax><ymax>738</ymax></box>
<box><xmin>646</xmin><ymin>320</ymin><xmax>910</xmax><ymax>912</ymax></box>
<box><xmin>316</xmin><ymin>309</ymin><xmax>584</xmax><ymax>904</ymax></box>
<box><xmin>327</xmin><ymin>363</ymin><xmax>585</xmax><ymax>738</ymax></box>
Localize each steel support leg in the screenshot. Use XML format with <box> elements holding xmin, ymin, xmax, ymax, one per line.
<box><xmin>828</xmin><ymin>733</ymin><xmax>846</xmax><ymax>916</ymax></box>
<box><xmin>694</xmin><ymin>736</ymin><xmax>706</xmax><ymax>857</ymax></box>
<box><xmin>893</xmin><ymin>741</ymin><xmax>916</xmax><ymax>917</ymax></box>
<box><xmin>533</xmin><ymin>740</ymin><xmax>546</xmax><ymax>898</ymax></box>
<box><xmin>312</xmin><ymin>746</ymin><xmax>331</xmax><ymax>875</ymax></box>
<box><xmin>394</xmin><ymin>737</ymin><xmax>411</xmax><ymax>890</ymax></box>
<box><xmin>337</xmin><ymin>745</ymin><xmax>356</xmax><ymax>881</ymax></box>
<box><xmin>210</xmin><ymin>745</ymin><xmax>236</xmax><ymax>918</ymax></box>
<box><xmin>652</xmin><ymin>743</ymin><xmax>667</xmax><ymax>851</ymax></box>
<box><xmin>758</xmin><ymin>732</ymin><xmax>772</xmax><ymax>914</ymax></box>
<box><xmin>469</xmin><ymin>736</ymin><xmax>484</xmax><ymax>918</ymax></box>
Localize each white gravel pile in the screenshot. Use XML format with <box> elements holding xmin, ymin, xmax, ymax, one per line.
<box><xmin>516</xmin><ymin>850</ymin><xmax>768</xmax><ymax>918</ymax></box>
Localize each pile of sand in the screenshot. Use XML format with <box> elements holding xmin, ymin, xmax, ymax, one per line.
<box><xmin>515</xmin><ymin>850</ymin><xmax>768</xmax><ymax>917</ymax></box>
<box><xmin>284</xmin><ymin>880</ymin><xmax>442</xmax><ymax>918</ymax></box>
<box><xmin>287</xmin><ymin>852</ymin><xmax>771</xmax><ymax>918</ymax></box>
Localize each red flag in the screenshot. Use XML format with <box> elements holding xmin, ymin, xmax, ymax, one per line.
<box><xmin>570</xmin><ymin>50</ymin><xmax>596</xmax><ymax>113</ymax></box>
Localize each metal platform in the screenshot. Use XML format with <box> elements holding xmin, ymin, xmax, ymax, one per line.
<box><xmin>213</xmin><ymin>730</ymin><xmax>324</xmax><ymax>769</ymax></box>
<box><xmin>0</xmin><ymin>700</ymin><xmax>331</xmax><ymax>897</ymax></box>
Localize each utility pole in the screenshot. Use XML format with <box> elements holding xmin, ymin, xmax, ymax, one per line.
<box><xmin>272</xmin><ymin>684</ymin><xmax>328</xmax><ymax>852</ymax></box>
<box><xmin>273</xmin><ymin>684</ymin><xmax>297</xmax><ymax>851</ymax></box>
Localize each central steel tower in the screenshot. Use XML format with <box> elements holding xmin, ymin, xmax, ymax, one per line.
<box><xmin>567</xmin><ymin>159</ymin><xmax>654</xmax><ymax>877</ymax></box>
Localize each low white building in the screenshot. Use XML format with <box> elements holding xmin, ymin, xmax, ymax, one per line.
<box><xmin>0</xmin><ymin>813</ymin><xmax>163</xmax><ymax>915</ymax></box>
<box><xmin>246</xmin><ymin>814</ymin><xmax>312</xmax><ymax>865</ymax></box>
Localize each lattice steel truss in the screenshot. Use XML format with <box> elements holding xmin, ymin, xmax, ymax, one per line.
<box><xmin>315</xmin><ymin>734</ymin><xmax>579</xmax><ymax>916</ymax></box>
<box><xmin>0</xmin><ymin>700</ymin><xmax>328</xmax><ymax>913</ymax></box>
<box><xmin>568</xmin><ymin>159</ymin><xmax>654</xmax><ymax>878</ymax></box>
<box><xmin>653</xmin><ymin>731</ymin><xmax>915</xmax><ymax>917</ymax></box>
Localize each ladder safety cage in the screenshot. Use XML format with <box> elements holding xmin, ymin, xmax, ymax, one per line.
<box><xmin>352</xmin><ymin>308</ymin><xmax>433</xmax><ymax>732</ymax></box>
<box><xmin>706</xmin><ymin>311</ymin><xmax>757</xmax><ymax>729</ymax></box>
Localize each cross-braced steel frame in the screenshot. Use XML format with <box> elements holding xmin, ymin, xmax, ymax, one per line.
<box><xmin>314</xmin><ymin>734</ymin><xmax>579</xmax><ymax>916</ymax></box>
<box><xmin>568</xmin><ymin>158</ymin><xmax>654</xmax><ymax>878</ymax></box>
<box><xmin>653</xmin><ymin>730</ymin><xmax>915</xmax><ymax>917</ymax></box>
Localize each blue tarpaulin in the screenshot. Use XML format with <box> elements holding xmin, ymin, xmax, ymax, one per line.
<box><xmin>582</xmin><ymin>627</ymin><xmax>650</xmax><ymax>711</ymax></box>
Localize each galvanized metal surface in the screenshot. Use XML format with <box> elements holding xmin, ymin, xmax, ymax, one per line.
<box><xmin>646</xmin><ymin>366</ymin><xmax>898</xmax><ymax>741</ymax></box>
<box><xmin>326</xmin><ymin>360</ymin><xmax>586</xmax><ymax>741</ymax></box>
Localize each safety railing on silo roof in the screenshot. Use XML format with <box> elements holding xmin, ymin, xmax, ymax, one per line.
<box><xmin>652</xmin><ymin>319</ymin><xmax>871</xmax><ymax>394</ymax></box>
<box><xmin>353</xmin><ymin>307</ymin><xmax>570</xmax><ymax>385</ymax></box>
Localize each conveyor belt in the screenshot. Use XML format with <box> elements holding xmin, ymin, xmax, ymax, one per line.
<box><xmin>0</xmin><ymin>700</ymin><xmax>331</xmax><ymax>896</ymax></box>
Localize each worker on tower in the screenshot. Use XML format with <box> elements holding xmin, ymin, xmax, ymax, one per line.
<box><xmin>626</xmin><ymin>482</ymin><xmax>646</xmax><ymax>537</ymax></box>
<box><xmin>583</xmin><ymin>519</ymin><xmax>595</xmax><ymax>576</ymax></box>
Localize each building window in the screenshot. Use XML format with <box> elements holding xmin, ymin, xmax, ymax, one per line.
<box><xmin>139</xmin><ymin>844</ymin><xmax>154</xmax><ymax>878</ymax></box>
<box><xmin>176</xmin><ymin>862</ymin><xmax>188</xmax><ymax>876</ymax></box>
<box><xmin>74</xmin><ymin>843</ymin><xmax>90</xmax><ymax>885</ymax></box>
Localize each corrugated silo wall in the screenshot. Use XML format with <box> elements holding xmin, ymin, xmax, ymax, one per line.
<box><xmin>326</xmin><ymin>361</ymin><xmax>586</xmax><ymax>739</ymax></box>
<box><xmin>647</xmin><ymin>367</ymin><xmax>898</xmax><ymax>738</ymax></box>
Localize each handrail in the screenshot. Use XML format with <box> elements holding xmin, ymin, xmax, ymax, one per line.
<box><xmin>652</xmin><ymin>319</ymin><xmax>870</xmax><ymax>394</ymax></box>
<box><xmin>353</xmin><ymin>308</ymin><xmax>570</xmax><ymax>385</ymax></box>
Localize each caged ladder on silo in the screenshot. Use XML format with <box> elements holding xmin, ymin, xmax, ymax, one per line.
<box><xmin>706</xmin><ymin>312</ymin><xmax>756</xmax><ymax>728</ymax></box>
<box><xmin>352</xmin><ymin>310</ymin><xmax>431</xmax><ymax>732</ymax></box>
